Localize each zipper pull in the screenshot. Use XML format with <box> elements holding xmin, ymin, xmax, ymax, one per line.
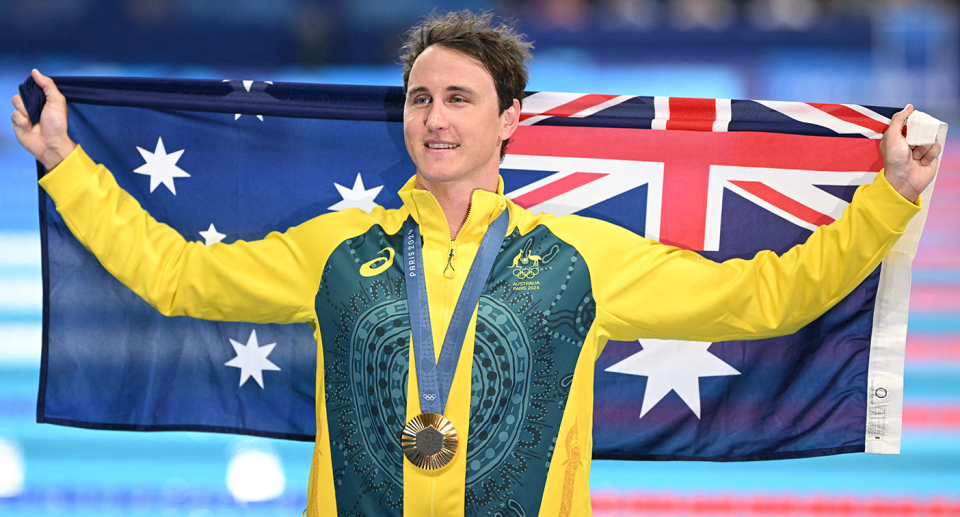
<box><xmin>443</xmin><ymin>248</ymin><xmax>456</xmax><ymax>279</ymax></box>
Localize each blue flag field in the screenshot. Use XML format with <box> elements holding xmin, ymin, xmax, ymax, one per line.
<box><xmin>23</xmin><ymin>77</ymin><xmax>942</xmax><ymax>461</ymax></box>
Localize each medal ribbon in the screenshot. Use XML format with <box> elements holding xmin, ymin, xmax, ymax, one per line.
<box><xmin>403</xmin><ymin>210</ymin><xmax>510</xmax><ymax>415</ymax></box>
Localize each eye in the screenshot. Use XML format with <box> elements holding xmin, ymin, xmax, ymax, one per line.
<box><xmin>411</xmin><ymin>95</ymin><xmax>430</xmax><ymax>105</ymax></box>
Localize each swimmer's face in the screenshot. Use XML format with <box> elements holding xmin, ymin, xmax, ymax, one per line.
<box><xmin>404</xmin><ymin>45</ymin><xmax>519</xmax><ymax>187</ymax></box>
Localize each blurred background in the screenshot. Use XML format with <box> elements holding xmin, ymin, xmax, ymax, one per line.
<box><xmin>1</xmin><ymin>0</ymin><xmax>958</xmax><ymax>515</ymax></box>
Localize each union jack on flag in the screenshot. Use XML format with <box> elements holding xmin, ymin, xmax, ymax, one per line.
<box><xmin>507</xmin><ymin>93</ymin><xmax>895</xmax><ymax>251</ymax></box>
<box><xmin>25</xmin><ymin>77</ymin><xmax>942</xmax><ymax>460</ymax></box>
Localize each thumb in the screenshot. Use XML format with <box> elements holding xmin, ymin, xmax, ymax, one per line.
<box><xmin>32</xmin><ymin>69</ymin><xmax>66</xmax><ymax>105</ymax></box>
<box><xmin>885</xmin><ymin>104</ymin><xmax>913</xmax><ymax>139</ymax></box>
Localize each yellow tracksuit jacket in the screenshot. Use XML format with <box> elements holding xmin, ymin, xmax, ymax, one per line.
<box><xmin>40</xmin><ymin>146</ymin><xmax>919</xmax><ymax>517</ymax></box>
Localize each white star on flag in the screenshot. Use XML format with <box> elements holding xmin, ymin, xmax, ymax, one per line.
<box><xmin>199</xmin><ymin>224</ymin><xmax>226</xmax><ymax>246</ymax></box>
<box><xmin>328</xmin><ymin>173</ymin><xmax>383</xmax><ymax>213</ymax></box>
<box><xmin>606</xmin><ymin>339</ymin><xmax>740</xmax><ymax>419</ymax></box>
<box><xmin>134</xmin><ymin>137</ymin><xmax>190</xmax><ymax>195</ymax></box>
<box><xmin>223</xmin><ymin>79</ymin><xmax>274</xmax><ymax>120</ymax></box>
<box><xmin>225</xmin><ymin>329</ymin><xmax>281</xmax><ymax>389</ymax></box>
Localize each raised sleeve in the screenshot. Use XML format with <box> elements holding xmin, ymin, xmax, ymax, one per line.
<box><xmin>550</xmin><ymin>170</ymin><xmax>921</xmax><ymax>347</ymax></box>
<box><xmin>39</xmin><ymin>146</ymin><xmax>359</xmax><ymax>325</ymax></box>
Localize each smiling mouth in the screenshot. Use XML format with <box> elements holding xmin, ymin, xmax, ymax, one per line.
<box><xmin>426</xmin><ymin>143</ymin><xmax>459</xmax><ymax>149</ymax></box>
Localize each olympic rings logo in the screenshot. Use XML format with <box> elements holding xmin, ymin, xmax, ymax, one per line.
<box><xmin>423</xmin><ymin>394</ymin><xmax>437</xmax><ymax>401</ymax></box>
<box><xmin>512</xmin><ymin>267</ymin><xmax>540</xmax><ymax>279</ymax></box>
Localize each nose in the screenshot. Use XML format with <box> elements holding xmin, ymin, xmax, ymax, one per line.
<box><xmin>425</xmin><ymin>102</ymin><xmax>447</xmax><ymax>132</ymax></box>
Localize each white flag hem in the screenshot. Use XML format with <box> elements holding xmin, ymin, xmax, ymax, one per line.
<box><xmin>865</xmin><ymin>123</ymin><xmax>945</xmax><ymax>454</ymax></box>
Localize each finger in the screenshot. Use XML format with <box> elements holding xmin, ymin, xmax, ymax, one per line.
<box><xmin>11</xmin><ymin>109</ymin><xmax>32</xmax><ymax>131</ymax></box>
<box><xmin>913</xmin><ymin>144</ymin><xmax>932</xmax><ymax>160</ymax></box>
<box><xmin>886</xmin><ymin>104</ymin><xmax>914</xmax><ymax>139</ymax></box>
<box><xmin>920</xmin><ymin>142</ymin><xmax>942</xmax><ymax>166</ymax></box>
<box><xmin>11</xmin><ymin>94</ymin><xmax>26</xmax><ymax>114</ymax></box>
<box><xmin>32</xmin><ymin>69</ymin><xmax>66</xmax><ymax>104</ymax></box>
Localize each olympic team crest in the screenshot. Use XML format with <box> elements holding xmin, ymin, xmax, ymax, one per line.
<box><xmin>509</xmin><ymin>249</ymin><xmax>543</xmax><ymax>292</ymax></box>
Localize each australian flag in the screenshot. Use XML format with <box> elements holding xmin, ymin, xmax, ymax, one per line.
<box><xmin>23</xmin><ymin>77</ymin><xmax>940</xmax><ymax>460</ymax></box>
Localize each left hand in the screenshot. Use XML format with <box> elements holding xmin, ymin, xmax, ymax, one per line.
<box><xmin>880</xmin><ymin>104</ymin><xmax>942</xmax><ymax>203</ymax></box>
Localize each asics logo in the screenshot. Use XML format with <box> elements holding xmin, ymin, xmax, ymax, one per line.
<box><xmin>359</xmin><ymin>248</ymin><xmax>395</xmax><ymax>277</ymax></box>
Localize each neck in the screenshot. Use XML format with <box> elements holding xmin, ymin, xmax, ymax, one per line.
<box><xmin>415</xmin><ymin>172</ymin><xmax>499</xmax><ymax>240</ymax></box>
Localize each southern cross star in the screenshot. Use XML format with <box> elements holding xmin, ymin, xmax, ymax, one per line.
<box><xmin>606</xmin><ymin>339</ymin><xmax>740</xmax><ymax>419</ymax></box>
<box><xmin>133</xmin><ymin>137</ymin><xmax>190</xmax><ymax>195</ymax></box>
<box><xmin>224</xmin><ymin>329</ymin><xmax>281</xmax><ymax>389</ymax></box>
<box><xmin>222</xmin><ymin>79</ymin><xmax>275</xmax><ymax>120</ymax></box>
<box><xmin>328</xmin><ymin>173</ymin><xmax>383</xmax><ymax>213</ymax></box>
<box><xmin>199</xmin><ymin>224</ymin><xmax>226</xmax><ymax>246</ymax></box>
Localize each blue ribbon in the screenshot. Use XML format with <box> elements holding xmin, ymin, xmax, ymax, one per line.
<box><xmin>403</xmin><ymin>210</ymin><xmax>509</xmax><ymax>415</ymax></box>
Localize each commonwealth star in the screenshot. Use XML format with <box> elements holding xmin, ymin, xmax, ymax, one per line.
<box><xmin>606</xmin><ymin>339</ymin><xmax>740</xmax><ymax>419</ymax></box>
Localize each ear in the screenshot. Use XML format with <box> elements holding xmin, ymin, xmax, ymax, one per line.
<box><xmin>499</xmin><ymin>98</ymin><xmax>521</xmax><ymax>141</ymax></box>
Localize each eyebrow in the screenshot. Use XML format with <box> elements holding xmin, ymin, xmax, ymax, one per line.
<box><xmin>407</xmin><ymin>85</ymin><xmax>477</xmax><ymax>97</ymax></box>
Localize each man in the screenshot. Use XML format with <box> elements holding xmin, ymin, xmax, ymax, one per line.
<box><xmin>10</xmin><ymin>10</ymin><xmax>942</xmax><ymax>517</ymax></box>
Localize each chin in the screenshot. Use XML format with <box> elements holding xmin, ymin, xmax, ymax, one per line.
<box><xmin>414</xmin><ymin>161</ymin><xmax>469</xmax><ymax>184</ymax></box>
<box><xmin>417</xmin><ymin>169</ymin><xmax>466</xmax><ymax>185</ymax></box>
<box><xmin>412</xmin><ymin>154</ymin><xmax>499</xmax><ymax>187</ymax></box>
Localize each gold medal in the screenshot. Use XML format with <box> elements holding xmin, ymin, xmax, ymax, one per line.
<box><xmin>401</xmin><ymin>412</ymin><xmax>458</xmax><ymax>470</ymax></box>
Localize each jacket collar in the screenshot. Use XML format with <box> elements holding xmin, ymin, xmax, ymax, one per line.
<box><xmin>398</xmin><ymin>175</ymin><xmax>509</xmax><ymax>248</ymax></box>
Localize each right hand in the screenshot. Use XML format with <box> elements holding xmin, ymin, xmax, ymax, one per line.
<box><xmin>11</xmin><ymin>69</ymin><xmax>76</xmax><ymax>170</ymax></box>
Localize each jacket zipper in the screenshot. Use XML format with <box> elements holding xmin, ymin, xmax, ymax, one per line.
<box><xmin>437</xmin><ymin>191</ymin><xmax>476</xmax><ymax>355</ymax></box>
<box><xmin>443</xmin><ymin>249</ymin><xmax>456</xmax><ymax>279</ymax></box>
<box><xmin>424</xmin><ymin>190</ymin><xmax>480</xmax><ymax>513</ymax></box>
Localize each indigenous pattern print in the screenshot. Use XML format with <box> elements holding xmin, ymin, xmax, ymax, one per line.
<box><xmin>559</xmin><ymin>420</ymin><xmax>583</xmax><ymax>517</ymax></box>
<box><xmin>317</xmin><ymin>228</ymin><xmax>408</xmax><ymax>516</ymax></box>
<box><xmin>315</xmin><ymin>225</ymin><xmax>595</xmax><ymax>517</ymax></box>
<box><xmin>464</xmin><ymin>228</ymin><xmax>593</xmax><ymax>516</ymax></box>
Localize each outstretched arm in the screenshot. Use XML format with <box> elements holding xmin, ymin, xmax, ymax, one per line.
<box><xmin>557</xmin><ymin>106</ymin><xmax>933</xmax><ymax>346</ymax></box>
<box><xmin>12</xmin><ymin>70</ymin><xmax>357</xmax><ymax>325</ymax></box>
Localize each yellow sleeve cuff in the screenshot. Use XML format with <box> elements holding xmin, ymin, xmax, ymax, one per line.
<box><xmin>38</xmin><ymin>145</ymin><xmax>99</xmax><ymax>205</ymax></box>
<box><xmin>858</xmin><ymin>168</ymin><xmax>922</xmax><ymax>233</ymax></box>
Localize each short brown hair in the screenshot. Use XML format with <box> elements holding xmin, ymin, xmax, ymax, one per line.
<box><xmin>400</xmin><ymin>10</ymin><xmax>533</xmax><ymax>159</ymax></box>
